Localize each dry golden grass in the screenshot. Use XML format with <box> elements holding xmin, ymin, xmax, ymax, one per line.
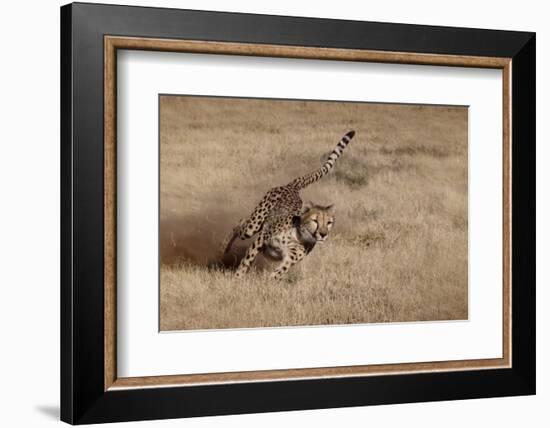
<box><xmin>159</xmin><ymin>96</ymin><xmax>468</xmax><ymax>331</ymax></box>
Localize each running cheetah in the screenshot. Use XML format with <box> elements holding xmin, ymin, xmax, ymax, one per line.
<box><xmin>223</xmin><ymin>130</ymin><xmax>355</xmax><ymax>279</ymax></box>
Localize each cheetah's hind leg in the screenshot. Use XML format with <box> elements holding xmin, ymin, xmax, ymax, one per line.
<box><xmin>220</xmin><ymin>218</ymin><xmax>247</xmax><ymax>257</ymax></box>
<box><xmin>222</xmin><ymin>192</ymin><xmax>273</xmax><ymax>257</ymax></box>
<box><xmin>236</xmin><ymin>191</ymin><xmax>276</xmax><ymax>240</ymax></box>
<box><xmin>235</xmin><ymin>234</ymin><xmax>265</xmax><ymax>278</ymax></box>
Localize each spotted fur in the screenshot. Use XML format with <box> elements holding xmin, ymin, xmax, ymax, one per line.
<box><xmin>222</xmin><ymin>130</ymin><xmax>355</xmax><ymax>278</ymax></box>
<box><xmin>262</xmin><ymin>203</ymin><xmax>335</xmax><ymax>279</ymax></box>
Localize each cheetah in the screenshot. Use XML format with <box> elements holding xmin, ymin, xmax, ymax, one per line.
<box><xmin>223</xmin><ymin>130</ymin><xmax>355</xmax><ymax>279</ymax></box>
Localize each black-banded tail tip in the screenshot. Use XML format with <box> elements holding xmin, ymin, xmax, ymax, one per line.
<box><xmin>346</xmin><ymin>130</ymin><xmax>356</xmax><ymax>139</ymax></box>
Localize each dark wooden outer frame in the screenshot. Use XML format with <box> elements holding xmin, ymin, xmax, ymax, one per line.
<box><xmin>61</xmin><ymin>2</ymin><xmax>535</xmax><ymax>424</ymax></box>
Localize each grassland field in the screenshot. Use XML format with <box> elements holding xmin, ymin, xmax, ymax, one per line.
<box><xmin>159</xmin><ymin>96</ymin><xmax>468</xmax><ymax>331</ymax></box>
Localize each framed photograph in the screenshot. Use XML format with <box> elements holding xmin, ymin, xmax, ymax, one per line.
<box><xmin>60</xmin><ymin>2</ymin><xmax>535</xmax><ymax>424</ymax></box>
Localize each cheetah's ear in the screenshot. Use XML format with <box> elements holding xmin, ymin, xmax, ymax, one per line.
<box><xmin>324</xmin><ymin>204</ymin><xmax>335</xmax><ymax>212</ymax></box>
<box><xmin>302</xmin><ymin>201</ymin><xmax>314</xmax><ymax>213</ymax></box>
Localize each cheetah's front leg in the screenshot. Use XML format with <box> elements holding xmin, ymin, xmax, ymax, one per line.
<box><xmin>235</xmin><ymin>235</ymin><xmax>264</xmax><ymax>277</ymax></box>
<box><xmin>270</xmin><ymin>246</ymin><xmax>306</xmax><ymax>280</ymax></box>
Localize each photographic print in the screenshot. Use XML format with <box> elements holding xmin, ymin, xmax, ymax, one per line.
<box><xmin>159</xmin><ymin>95</ymin><xmax>468</xmax><ymax>331</ymax></box>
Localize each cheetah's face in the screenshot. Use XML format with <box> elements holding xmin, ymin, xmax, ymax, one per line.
<box><xmin>301</xmin><ymin>203</ymin><xmax>335</xmax><ymax>243</ymax></box>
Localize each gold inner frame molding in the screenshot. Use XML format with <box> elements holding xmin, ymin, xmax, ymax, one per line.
<box><xmin>104</xmin><ymin>35</ymin><xmax>512</xmax><ymax>391</ymax></box>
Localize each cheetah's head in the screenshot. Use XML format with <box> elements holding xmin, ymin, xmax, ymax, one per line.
<box><xmin>299</xmin><ymin>202</ymin><xmax>335</xmax><ymax>243</ymax></box>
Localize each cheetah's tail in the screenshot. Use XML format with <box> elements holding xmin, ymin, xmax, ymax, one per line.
<box><xmin>290</xmin><ymin>130</ymin><xmax>355</xmax><ymax>190</ymax></box>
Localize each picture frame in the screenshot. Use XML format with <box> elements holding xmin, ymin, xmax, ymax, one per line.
<box><xmin>60</xmin><ymin>2</ymin><xmax>535</xmax><ymax>424</ymax></box>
